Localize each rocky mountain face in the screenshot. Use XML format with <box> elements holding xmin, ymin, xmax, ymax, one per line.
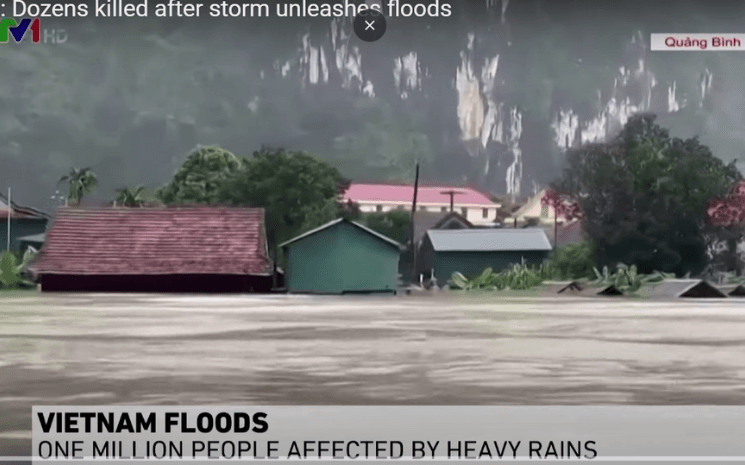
<box><xmin>2</xmin><ymin>0</ymin><xmax>744</xmax><ymax>209</ymax></box>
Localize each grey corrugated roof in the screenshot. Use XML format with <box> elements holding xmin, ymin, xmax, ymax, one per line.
<box><xmin>426</xmin><ymin>228</ymin><xmax>552</xmax><ymax>252</ymax></box>
<box><xmin>280</xmin><ymin>218</ymin><xmax>402</xmax><ymax>250</ymax></box>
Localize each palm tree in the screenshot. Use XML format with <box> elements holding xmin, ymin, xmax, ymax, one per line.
<box><xmin>115</xmin><ymin>185</ymin><xmax>146</xmax><ymax>207</ymax></box>
<box><xmin>58</xmin><ymin>168</ymin><xmax>98</xmax><ymax>206</ymax></box>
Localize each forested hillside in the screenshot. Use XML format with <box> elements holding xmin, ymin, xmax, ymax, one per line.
<box><xmin>3</xmin><ymin>0</ymin><xmax>745</xmax><ymax>209</ymax></box>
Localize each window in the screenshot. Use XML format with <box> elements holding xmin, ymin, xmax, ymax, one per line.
<box><xmin>441</xmin><ymin>207</ymin><xmax>448</xmax><ymax>212</ymax></box>
<box><xmin>482</xmin><ymin>208</ymin><xmax>489</xmax><ymax>218</ymax></box>
<box><xmin>419</xmin><ymin>206</ymin><xmax>427</xmax><ymax>211</ymax></box>
<box><xmin>376</xmin><ymin>205</ymin><xmax>383</xmax><ymax>212</ymax></box>
<box><xmin>461</xmin><ymin>207</ymin><xmax>468</xmax><ymax>216</ymax></box>
<box><xmin>540</xmin><ymin>205</ymin><xmax>549</xmax><ymax>218</ymax></box>
<box><xmin>397</xmin><ymin>205</ymin><xmax>405</xmax><ymax>211</ymax></box>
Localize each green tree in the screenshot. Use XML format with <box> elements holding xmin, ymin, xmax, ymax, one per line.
<box><xmin>0</xmin><ymin>252</ymin><xmax>21</xmax><ymax>289</ymax></box>
<box><xmin>217</xmin><ymin>147</ymin><xmax>349</xmax><ymax>253</ymax></box>
<box><xmin>296</xmin><ymin>199</ymin><xmax>362</xmax><ymax>234</ymax></box>
<box><xmin>115</xmin><ymin>185</ymin><xmax>146</xmax><ymax>207</ymax></box>
<box><xmin>361</xmin><ymin>211</ymin><xmax>411</xmax><ymax>245</ymax></box>
<box><xmin>554</xmin><ymin>114</ymin><xmax>742</xmax><ymax>277</ymax></box>
<box><xmin>158</xmin><ymin>146</ymin><xmax>242</xmax><ymax>204</ymax></box>
<box><xmin>547</xmin><ymin>241</ymin><xmax>597</xmax><ymax>280</ymax></box>
<box><xmin>58</xmin><ymin>168</ymin><xmax>98</xmax><ymax>205</ymax></box>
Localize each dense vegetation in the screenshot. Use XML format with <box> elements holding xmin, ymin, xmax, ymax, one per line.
<box><xmin>0</xmin><ymin>249</ymin><xmax>38</xmax><ymax>290</ymax></box>
<box><xmin>5</xmin><ymin>1</ymin><xmax>745</xmax><ymax>211</ymax></box>
<box><xmin>552</xmin><ymin>114</ymin><xmax>743</xmax><ymax>277</ymax></box>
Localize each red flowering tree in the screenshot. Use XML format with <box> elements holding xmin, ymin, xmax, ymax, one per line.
<box><xmin>706</xmin><ymin>180</ymin><xmax>745</xmax><ymax>274</ymax></box>
<box><xmin>541</xmin><ymin>188</ymin><xmax>583</xmax><ymax>247</ymax></box>
<box><xmin>707</xmin><ymin>180</ymin><xmax>745</xmax><ymax>227</ymax></box>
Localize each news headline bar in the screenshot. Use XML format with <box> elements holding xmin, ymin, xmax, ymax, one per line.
<box><xmin>29</xmin><ymin>406</ymin><xmax>745</xmax><ymax>463</ymax></box>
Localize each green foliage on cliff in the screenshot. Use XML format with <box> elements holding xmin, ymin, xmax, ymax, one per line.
<box><xmin>547</xmin><ymin>241</ymin><xmax>597</xmax><ymax>280</ymax></box>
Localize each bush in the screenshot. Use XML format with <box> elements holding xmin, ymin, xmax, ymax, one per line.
<box><xmin>449</xmin><ymin>262</ymin><xmax>549</xmax><ymax>291</ymax></box>
<box><xmin>0</xmin><ymin>249</ymin><xmax>37</xmax><ymax>289</ymax></box>
<box><xmin>546</xmin><ymin>240</ymin><xmax>597</xmax><ymax>280</ymax></box>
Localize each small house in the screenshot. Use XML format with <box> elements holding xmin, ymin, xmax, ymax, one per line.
<box><xmin>280</xmin><ymin>218</ymin><xmax>402</xmax><ymax>294</ymax></box>
<box><xmin>29</xmin><ymin>207</ymin><xmax>274</xmax><ymax>293</ymax></box>
<box><xmin>413</xmin><ymin>211</ymin><xmax>473</xmax><ymax>248</ymax></box>
<box><xmin>0</xmin><ymin>192</ymin><xmax>50</xmax><ymax>252</ymax></box>
<box><xmin>418</xmin><ymin>228</ymin><xmax>552</xmax><ymax>283</ymax></box>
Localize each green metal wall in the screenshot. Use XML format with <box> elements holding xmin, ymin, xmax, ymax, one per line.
<box><xmin>284</xmin><ymin>222</ymin><xmax>400</xmax><ymax>294</ymax></box>
<box><xmin>0</xmin><ymin>219</ymin><xmax>47</xmax><ymax>252</ymax></box>
<box><xmin>431</xmin><ymin>250</ymin><xmax>550</xmax><ymax>283</ymax></box>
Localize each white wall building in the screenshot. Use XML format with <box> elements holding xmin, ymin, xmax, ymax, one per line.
<box><xmin>343</xmin><ymin>183</ymin><xmax>501</xmax><ymax>225</ymax></box>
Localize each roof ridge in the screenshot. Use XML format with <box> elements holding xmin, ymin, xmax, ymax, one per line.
<box><xmin>349</xmin><ymin>181</ymin><xmax>490</xmax><ymax>192</ymax></box>
<box><xmin>280</xmin><ymin>218</ymin><xmax>402</xmax><ymax>249</ymax></box>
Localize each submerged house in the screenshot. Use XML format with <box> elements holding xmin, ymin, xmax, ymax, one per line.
<box><xmin>0</xmin><ymin>192</ymin><xmax>50</xmax><ymax>252</ymax></box>
<box><xmin>29</xmin><ymin>207</ymin><xmax>274</xmax><ymax>293</ymax></box>
<box><xmin>413</xmin><ymin>211</ymin><xmax>473</xmax><ymax>248</ymax></box>
<box><xmin>280</xmin><ymin>218</ymin><xmax>402</xmax><ymax>294</ymax></box>
<box><xmin>418</xmin><ymin>228</ymin><xmax>553</xmax><ymax>283</ymax></box>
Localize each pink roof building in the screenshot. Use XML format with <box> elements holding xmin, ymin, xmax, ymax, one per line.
<box><xmin>343</xmin><ymin>182</ymin><xmax>501</xmax><ymax>225</ymax></box>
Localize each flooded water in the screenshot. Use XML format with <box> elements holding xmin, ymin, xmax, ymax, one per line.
<box><xmin>2</xmin><ymin>291</ymin><xmax>745</xmax><ymax>456</ymax></box>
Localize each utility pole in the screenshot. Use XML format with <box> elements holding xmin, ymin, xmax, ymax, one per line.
<box><xmin>410</xmin><ymin>162</ymin><xmax>419</xmax><ymax>283</ymax></box>
<box><xmin>6</xmin><ymin>188</ymin><xmax>11</xmax><ymax>253</ymax></box>
<box><xmin>440</xmin><ymin>190</ymin><xmax>465</xmax><ymax>213</ymax></box>
<box><xmin>554</xmin><ymin>209</ymin><xmax>558</xmax><ymax>249</ymax></box>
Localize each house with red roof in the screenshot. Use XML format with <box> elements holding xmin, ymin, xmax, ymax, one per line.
<box><xmin>0</xmin><ymin>191</ymin><xmax>51</xmax><ymax>252</ymax></box>
<box><xmin>29</xmin><ymin>206</ymin><xmax>275</xmax><ymax>293</ymax></box>
<box><xmin>342</xmin><ymin>182</ymin><xmax>501</xmax><ymax>225</ymax></box>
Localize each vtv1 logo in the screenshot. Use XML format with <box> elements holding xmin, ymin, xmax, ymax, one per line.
<box><xmin>0</xmin><ymin>18</ymin><xmax>67</xmax><ymax>44</ymax></box>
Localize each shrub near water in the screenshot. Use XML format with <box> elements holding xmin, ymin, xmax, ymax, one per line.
<box><xmin>0</xmin><ymin>249</ymin><xmax>38</xmax><ymax>290</ymax></box>
<box><xmin>449</xmin><ymin>263</ymin><xmax>549</xmax><ymax>291</ymax></box>
<box><xmin>547</xmin><ymin>241</ymin><xmax>597</xmax><ymax>280</ymax></box>
<box><xmin>448</xmin><ymin>261</ymin><xmax>675</xmax><ymax>294</ymax></box>
<box><xmin>590</xmin><ymin>263</ymin><xmax>674</xmax><ymax>294</ymax></box>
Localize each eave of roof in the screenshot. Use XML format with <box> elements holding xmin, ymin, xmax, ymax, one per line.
<box><xmin>0</xmin><ymin>192</ymin><xmax>52</xmax><ymax>220</ymax></box>
<box><xmin>280</xmin><ymin>218</ymin><xmax>403</xmax><ymax>250</ymax></box>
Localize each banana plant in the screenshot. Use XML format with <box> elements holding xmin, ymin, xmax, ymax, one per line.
<box><xmin>16</xmin><ymin>247</ymin><xmax>38</xmax><ymax>274</ymax></box>
<box><xmin>471</xmin><ymin>267</ymin><xmax>494</xmax><ymax>288</ymax></box>
<box><xmin>449</xmin><ymin>272</ymin><xmax>471</xmax><ymax>290</ymax></box>
<box><xmin>449</xmin><ymin>263</ymin><xmax>545</xmax><ymax>291</ymax></box>
<box><xmin>589</xmin><ymin>263</ymin><xmax>675</xmax><ymax>294</ymax></box>
<box><xmin>613</xmin><ymin>264</ymin><xmax>644</xmax><ymax>293</ymax></box>
<box><xmin>591</xmin><ymin>265</ymin><xmax>611</xmax><ymax>285</ymax></box>
<box><xmin>0</xmin><ymin>249</ymin><xmax>38</xmax><ymax>289</ymax></box>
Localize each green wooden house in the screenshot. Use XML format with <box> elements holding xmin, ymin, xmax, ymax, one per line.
<box><xmin>280</xmin><ymin>218</ymin><xmax>402</xmax><ymax>294</ymax></box>
<box><xmin>418</xmin><ymin>228</ymin><xmax>552</xmax><ymax>283</ymax></box>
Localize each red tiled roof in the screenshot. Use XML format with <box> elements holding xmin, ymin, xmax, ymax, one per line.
<box><xmin>30</xmin><ymin>207</ymin><xmax>272</xmax><ymax>275</ymax></box>
<box><xmin>343</xmin><ymin>183</ymin><xmax>497</xmax><ymax>206</ymax></box>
